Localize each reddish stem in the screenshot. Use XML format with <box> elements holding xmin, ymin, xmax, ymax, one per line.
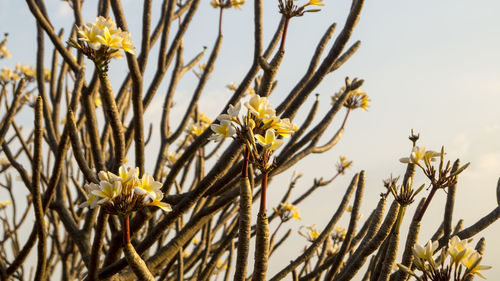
<box><xmin>271</xmin><ymin>221</ymin><xmax>284</xmax><ymax>241</ymax></box>
<box><xmin>259</xmin><ymin>172</ymin><xmax>269</xmax><ymax>215</ymax></box>
<box><xmin>218</xmin><ymin>7</ymin><xmax>223</xmax><ymax>35</ymax></box>
<box><xmin>341</xmin><ymin>109</ymin><xmax>351</xmax><ymax>129</ymax></box>
<box><xmin>416</xmin><ymin>186</ymin><xmax>438</xmax><ymax>222</ymax></box>
<box><xmin>123</xmin><ymin>214</ymin><xmax>130</xmax><ymax>244</ymax></box>
<box><xmin>241</xmin><ymin>148</ymin><xmax>250</xmax><ymax>178</ymax></box>
<box><xmin>279</xmin><ymin>18</ymin><xmax>291</xmax><ymax>52</ymax></box>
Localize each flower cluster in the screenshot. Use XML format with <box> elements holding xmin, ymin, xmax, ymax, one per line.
<box><xmin>398</xmin><ymin>236</ymin><xmax>491</xmax><ymax>280</ymax></box>
<box><xmin>0</xmin><ymin>200</ymin><xmax>11</xmax><ymax>210</ymax></box>
<box><xmin>69</xmin><ymin>16</ymin><xmax>136</xmax><ymax>73</ymax></box>
<box><xmin>278</xmin><ymin>0</ymin><xmax>326</xmax><ymax>18</ymax></box>
<box><xmin>332</xmin><ymin>87</ymin><xmax>370</xmax><ymax>111</ymax></box>
<box><xmin>0</xmin><ymin>47</ymin><xmax>10</xmax><ymax>59</ymax></box>
<box><xmin>336</xmin><ymin>155</ymin><xmax>353</xmax><ymax>174</ymax></box>
<box><xmin>226</xmin><ymin>81</ymin><xmax>255</xmax><ymax>96</ymax></box>
<box><xmin>186</xmin><ymin>112</ymin><xmax>212</xmax><ymax>137</ymax></box>
<box><xmin>323</xmin><ymin>225</ymin><xmax>347</xmax><ymax>256</ymax></box>
<box><xmin>0</xmin><ymin>64</ymin><xmax>46</xmax><ymax>85</ymax></box>
<box><xmin>0</xmin><ymin>33</ymin><xmax>11</xmax><ymax>59</ymax></box>
<box><xmin>80</xmin><ymin>165</ymin><xmax>171</xmax><ymax>215</ymax></box>
<box><xmin>399</xmin><ymin>146</ymin><xmax>441</xmax><ymax>166</ymax></box>
<box><xmin>399</xmin><ymin>145</ymin><xmax>469</xmax><ymax>190</ymax></box>
<box><xmin>273</xmin><ymin>201</ymin><xmax>301</xmax><ymax>222</ymax></box>
<box><xmin>209</xmin><ymin>93</ymin><xmax>297</xmax><ymax>170</ymax></box>
<box><xmin>387</xmin><ymin>176</ymin><xmax>425</xmax><ymax>206</ymax></box>
<box><xmin>299</xmin><ymin>224</ymin><xmax>320</xmax><ymax>242</ymax></box>
<box><xmin>210</xmin><ymin>0</ymin><xmax>245</xmax><ymax>10</ymax></box>
<box><xmin>0</xmin><ymin>68</ymin><xmax>15</xmax><ymax>84</ymax></box>
<box><xmin>166</xmin><ymin>152</ymin><xmax>181</xmax><ymax>168</ymax></box>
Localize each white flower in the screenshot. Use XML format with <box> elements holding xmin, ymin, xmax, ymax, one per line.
<box><xmin>79</xmin><ymin>183</ymin><xmax>101</xmax><ymax>209</ymax></box>
<box><xmin>461</xmin><ymin>250</ymin><xmax>491</xmax><ymax>279</ymax></box>
<box><xmin>118</xmin><ymin>165</ymin><xmax>139</xmax><ymax>184</ymax></box>
<box><xmin>148</xmin><ymin>192</ymin><xmax>172</xmax><ymax>213</ymax></box>
<box><xmin>399</xmin><ymin>146</ymin><xmax>426</xmax><ymax>164</ymax></box>
<box><xmin>209</xmin><ymin>120</ymin><xmax>236</xmax><ymax>142</ymax></box>
<box><xmin>448</xmin><ymin>236</ymin><xmax>472</xmax><ymax>264</ymax></box>
<box><xmin>98</xmin><ymin>170</ymin><xmax>121</xmax><ymax>183</ymax></box>
<box><xmin>255</xmin><ymin>129</ymin><xmax>283</xmax><ymax>151</ymax></box>
<box><xmin>271</xmin><ymin>117</ymin><xmax>297</xmax><ymax>137</ymax></box>
<box><xmin>134</xmin><ymin>173</ymin><xmax>163</xmax><ymax>201</ymax></box>
<box><xmin>217</xmin><ymin>102</ymin><xmax>241</xmax><ymax>121</ymax></box>
<box><xmin>92</xmin><ymin>181</ymin><xmax>122</xmax><ymax>205</ymax></box>
<box><xmin>413</xmin><ymin>240</ymin><xmax>439</xmax><ymax>262</ymax></box>
<box><xmin>245</xmin><ymin>94</ymin><xmax>275</xmax><ymax>120</ymax></box>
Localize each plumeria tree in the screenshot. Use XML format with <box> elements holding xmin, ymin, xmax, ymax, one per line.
<box><xmin>0</xmin><ymin>0</ymin><xmax>498</xmax><ymax>281</ymax></box>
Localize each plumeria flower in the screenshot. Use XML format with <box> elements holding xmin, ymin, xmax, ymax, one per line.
<box><xmin>217</xmin><ymin>102</ymin><xmax>241</xmax><ymax>121</ymax></box>
<box><xmin>93</xmin><ymin>181</ymin><xmax>122</xmax><ymax>205</ymax></box>
<box><xmin>97</xmin><ymin>27</ymin><xmax>123</xmax><ymax>50</ymax></box>
<box><xmin>332</xmin><ymin>87</ymin><xmax>370</xmax><ymax>111</ymax></box>
<box><xmin>245</xmin><ymin>94</ymin><xmax>276</xmax><ymax>120</ymax></box>
<box><xmin>209</xmin><ymin>120</ymin><xmax>236</xmax><ymax>142</ymax></box>
<box><xmin>166</xmin><ymin>152</ymin><xmax>180</xmax><ymax>167</ymax></box>
<box><xmin>270</xmin><ymin>117</ymin><xmax>297</xmax><ymax>137</ymax></box>
<box><xmin>332</xmin><ymin>226</ymin><xmax>347</xmax><ymax>241</ymax></box>
<box><xmin>199</xmin><ymin>112</ymin><xmax>213</xmax><ymax>125</ymax></box>
<box><xmin>448</xmin><ymin>236</ymin><xmax>472</xmax><ymax>264</ymax></box>
<box><xmin>255</xmin><ymin>129</ymin><xmax>283</xmax><ymax>151</ymax></box>
<box><xmin>305</xmin><ymin>0</ymin><xmax>325</xmax><ymax>6</ymax></box>
<box><xmin>94</xmin><ymin>16</ymin><xmax>117</xmax><ymax>31</ymax></box>
<box><xmin>413</xmin><ymin>240</ymin><xmax>439</xmax><ymax>262</ymax></box>
<box><xmin>461</xmin><ymin>250</ymin><xmax>491</xmax><ymax>279</ymax></box>
<box><xmin>98</xmin><ymin>170</ymin><xmax>121</xmax><ymax>183</ymax></box>
<box><xmin>299</xmin><ymin>225</ymin><xmax>320</xmax><ymax>242</ymax></box>
<box><xmin>148</xmin><ymin>192</ymin><xmax>172</xmax><ymax>212</ymax></box>
<box><xmin>119</xmin><ymin>32</ymin><xmax>136</xmax><ymax>55</ymax></box>
<box><xmin>423</xmin><ymin>150</ymin><xmax>442</xmax><ymax>164</ymax></box>
<box><xmin>78</xmin><ymin>24</ymin><xmax>104</xmax><ymax>50</ymax></box>
<box><xmin>399</xmin><ymin>146</ymin><xmax>426</xmax><ymax>164</ymax></box>
<box><xmin>16</xmin><ymin>63</ymin><xmax>36</xmax><ymax>80</ymax></box>
<box><xmin>118</xmin><ymin>166</ymin><xmax>139</xmax><ymax>184</ymax></box>
<box><xmin>79</xmin><ymin>183</ymin><xmax>101</xmax><ymax>209</ymax></box>
<box><xmin>0</xmin><ymin>46</ymin><xmax>11</xmax><ymax>59</ymax></box>
<box><xmin>336</xmin><ymin>156</ymin><xmax>353</xmax><ymax>174</ymax></box>
<box><xmin>187</xmin><ymin>123</ymin><xmax>205</xmax><ymax>136</ymax></box>
<box><xmin>134</xmin><ymin>173</ymin><xmax>162</xmax><ymax>201</ymax></box>
<box><xmin>0</xmin><ymin>67</ymin><xmax>14</xmax><ymax>83</ymax></box>
<box><xmin>71</xmin><ymin>16</ymin><xmax>136</xmax><ymax>68</ymax></box>
<box><xmin>231</xmin><ymin>0</ymin><xmax>245</xmax><ymax>9</ymax></box>
<box><xmin>226</xmin><ymin>82</ymin><xmax>237</xmax><ymax>91</ymax></box>
<box><xmin>274</xmin><ymin>201</ymin><xmax>301</xmax><ymax>222</ymax></box>
<box><xmin>0</xmin><ymin>200</ymin><xmax>11</xmax><ymax>210</ymax></box>
<box><xmin>210</xmin><ymin>0</ymin><xmax>245</xmax><ymax>9</ymax></box>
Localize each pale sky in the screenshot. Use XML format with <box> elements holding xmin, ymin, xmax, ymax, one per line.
<box><xmin>1</xmin><ymin>0</ymin><xmax>500</xmax><ymax>279</ymax></box>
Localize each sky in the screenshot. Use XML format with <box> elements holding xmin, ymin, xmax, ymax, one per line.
<box><xmin>1</xmin><ymin>0</ymin><xmax>500</xmax><ymax>279</ymax></box>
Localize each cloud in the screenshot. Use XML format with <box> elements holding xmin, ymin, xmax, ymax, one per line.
<box><xmin>56</xmin><ymin>2</ymin><xmax>72</xmax><ymax>20</ymax></box>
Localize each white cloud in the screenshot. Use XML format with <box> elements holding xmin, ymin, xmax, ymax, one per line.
<box><xmin>55</xmin><ymin>2</ymin><xmax>72</xmax><ymax>20</ymax></box>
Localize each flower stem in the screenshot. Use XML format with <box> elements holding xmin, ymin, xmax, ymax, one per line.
<box><xmin>341</xmin><ymin>108</ymin><xmax>351</xmax><ymax>129</ymax></box>
<box><xmin>279</xmin><ymin>17</ymin><xmax>291</xmax><ymax>52</ymax></box>
<box><xmin>270</xmin><ymin>221</ymin><xmax>283</xmax><ymax>246</ymax></box>
<box><xmin>123</xmin><ymin>214</ymin><xmax>130</xmax><ymax>244</ymax></box>
<box><xmin>218</xmin><ymin>7</ymin><xmax>224</xmax><ymax>35</ymax></box>
<box><xmin>241</xmin><ymin>147</ymin><xmax>250</xmax><ymax>178</ymax></box>
<box><xmin>416</xmin><ymin>186</ymin><xmax>438</xmax><ymax>222</ymax></box>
